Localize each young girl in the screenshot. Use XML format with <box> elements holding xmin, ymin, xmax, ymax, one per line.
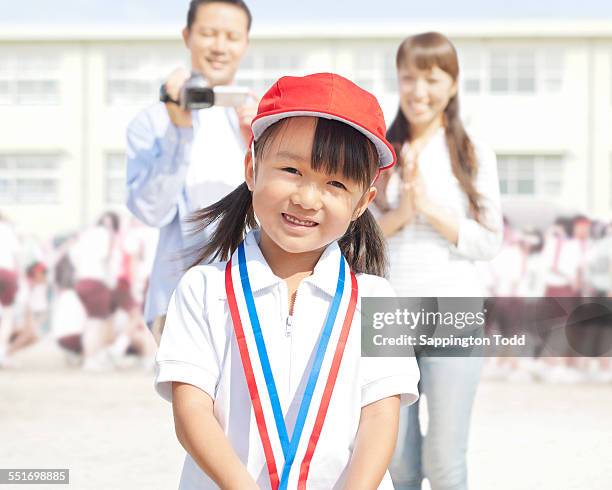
<box><xmin>155</xmin><ymin>73</ymin><xmax>420</xmax><ymax>490</ymax></box>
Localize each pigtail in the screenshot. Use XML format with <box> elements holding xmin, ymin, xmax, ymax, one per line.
<box><xmin>187</xmin><ymin>182</ymin><xmax>256</xmax><ymax>267</ymax></box>
<box><xmin>339</xmin><ymin>208</ymin><xmax>388</xmax><ymax>278</ymax></box>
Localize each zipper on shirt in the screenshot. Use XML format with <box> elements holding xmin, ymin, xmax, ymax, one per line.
<box><xmin>286</xmin><ymin>285</ymin><xmax>300</xmax><ymax>337</ymax></box>
<box><xmin>286</xmin><ymin>285</ymin><xmax>300</xmax><ymax>394</ymax></box>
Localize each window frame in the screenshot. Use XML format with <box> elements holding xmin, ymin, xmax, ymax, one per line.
<box><xmin>0</xmin><ymin>51</ymin><xmax>61</xmax><ymax>105</ymax></box>
<box><xmin>0</xmin><ymin>154</ymin><xmax>62</xmax><ymax>204</ymax></box>
<box><xmin>497</xmin><ymin>154</ymin><xmax>564</xmax><ymax>198</ymax></box>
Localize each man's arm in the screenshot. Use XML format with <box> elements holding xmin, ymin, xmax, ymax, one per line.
<box><xmin>172</xmin><ymin>382</ymin><xmax>259</xmax><ymax>490</ymax></box>
<box><xmin>343</xmin><ymin>395</ymin><xmax>401</xmax><ymax>489</ymax></box>
<box><xmin>125</xmin><ymin>69</ymin><xmax>196</xmax><ymax>228</ymax></box>
<box><xmin>125</xmin><ymin>105</ymin><xmax>194</xmax><ymax>228</ymax></box>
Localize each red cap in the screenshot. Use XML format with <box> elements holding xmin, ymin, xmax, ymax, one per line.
<box><xmin>251</xmin><ymin>73</ymin><xmax>396</xmax><ymax>171</ymax></box>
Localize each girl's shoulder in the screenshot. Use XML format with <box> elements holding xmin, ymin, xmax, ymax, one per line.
<box><xmin>176</xmin><ymin>261</ymin><xmax>229</xmax><ymax>301</ymax></box>
<box><xmin>355</xmin><ymin>272</ymin><xmax>397</xmax><ymax>298</ymax></box>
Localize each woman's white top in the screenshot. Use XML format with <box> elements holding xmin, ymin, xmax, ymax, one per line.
<box><xmin>379</xmin><ymin>129</ymin><xmax>503</xmax><ymax>297</ymax></box>
<box><xmin>155</xmin><ymin>230</ymin><xmax>420</xmax><ymax>490</ymax></box>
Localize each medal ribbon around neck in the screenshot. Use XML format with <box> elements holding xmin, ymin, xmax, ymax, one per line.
<box><xmin>225</xmin><ymin>241</ymin><xmax>358</xmax><ymax>490</ymax></box>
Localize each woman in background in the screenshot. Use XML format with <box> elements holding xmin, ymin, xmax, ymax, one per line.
<box><xmin>375</xmin><ymin>32</ymin><xmax>502</xmax><ymax>490</ymax></box>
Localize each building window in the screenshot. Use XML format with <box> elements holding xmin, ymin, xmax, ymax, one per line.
<box><xmin>0</xmin><ymin>154</ymin><xmax>61</xmax><ymax>204</ymax></box>
<box><xmin>490</xmin><ymin>50</ymin><xmax>535</xmax><ymax>94</ymax></box>
<box><xmin>106</xmin><ymin>153</ymin><xmax>126</xmax><ymax>205</ymax></box>
<box><xmin>352</xmin><ymin>50</ymin><xmax>381</xmax><ymax>93</ymax></box>
<box><xmin>235</xmin><ymin>50</ymin><xmax>303</xmax><ymax>94</ymax></box>
<box><xmin>460</xmin><ymin>48</ymin><xmax>483</xmax><ymax>94</ymax></box>
<box><xmin>349</xmin><ymin>46</ymin><xmax>403</xmax><ymax>96</ymax></box>
<box><xmin>498</xmin><ymin>155</ymin><xmax>563</xmax><ymax>197</ymax></box>
<box><xmin>382</xmin><ymin>51</ymin><xmax>398</xmax><ymax>94</ymax></box>
<box><xmin>457</xmin><ymin>46</ymin><xmax>564</xmax><ymax>96</ymax></box>
<box><xmin>541</xmin><ymin>48</ymin><xmax>564</xmax><ymax>92</ymax></box>
<box><xmin>0</xmin><ymin>52</ymin><xmax>61</xmax><ymax>105</ymax></box>
<box><xmin>106</xmin><ymin>51</ymin><xmax>181</xmax><ymax>106</ymax></box>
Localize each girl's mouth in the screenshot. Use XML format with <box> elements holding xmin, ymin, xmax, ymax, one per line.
<box><xmin>282</xmin><ymin>213</ymin><xmax>318</xmax><ymax>227</ymax></box>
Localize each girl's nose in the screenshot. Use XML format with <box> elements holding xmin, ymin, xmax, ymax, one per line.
<box><xmin>291</xmin><ymin>182</ymin><xmax>323</xmax><ymax>211</ymax></box>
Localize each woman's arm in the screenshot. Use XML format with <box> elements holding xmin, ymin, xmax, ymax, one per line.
<box><xmin>343</xmin><ymin>395</ymin><xmax>401</xmax><ymax>490</ymax></box>
<box><xmin>411</xmin><ymin>142</ymin><xmax>502</xmax><ymax>258</ymax></box>
<box><xmin>416</xmin><ymin>195</ymin><xmax>460</xmax><ymax>245</ymax></box>
<box><xmin>172</xmin><ymin>382</ymin><xmax>259</xmax><ymax>490</ymax></box>
<box><xmin>445</xmin><ymin>143</ymin><xmax>503</xmax><ymax>260</ymax></box>
<box><xmin>374</xmin><ymin>172</ymin><xmax>417</xmax><ymax>237</ymax></box>
<box><xmin>376</xmin><ymin>205</ymin><xmax>415</xmax><ymax>238</ymax></box>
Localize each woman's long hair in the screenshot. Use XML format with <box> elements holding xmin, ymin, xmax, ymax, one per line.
<box><xmin>188</xmin><ymin>117</ymin><xmax>389</xmax><ymax>277</ymax></box>
<box><xmin>386</xmin><ymin>32</ymin><xmax>483</xmax><ymax>220</ymax></box>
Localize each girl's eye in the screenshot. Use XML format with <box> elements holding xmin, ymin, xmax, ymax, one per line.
<box><xmin>281</xmin><ymin>167</ymin><xmax>300</xmax><ymax>175</ymax></box>
<box><xmin>329</xmin><ymin>181</ymin><xmax>347</xmax><ymax>190</ymax></box>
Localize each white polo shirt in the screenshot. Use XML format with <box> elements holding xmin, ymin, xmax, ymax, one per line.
<box><xmin>156</xmin><ymin>230</ymin><xmax>420</xmax><ymax>490</ymax></box>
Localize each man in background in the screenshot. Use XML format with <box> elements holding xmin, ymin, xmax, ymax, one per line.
<box><xmin>126</xmin><ymin>0</ymin><xmax>256</xmax><ymax>343</ymax></box>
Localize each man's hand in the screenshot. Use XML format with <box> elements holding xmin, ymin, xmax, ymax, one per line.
<box><xmin>164</xmin><ymin>67</ymin><xmax>193</xmax><ymax>128</ymax></box>
<box><xmin>236</xmin><ymin>93</ymin><xmax>259</xmax><ymax>146</ymax></box>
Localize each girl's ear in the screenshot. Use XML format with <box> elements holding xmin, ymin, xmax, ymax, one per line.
<box><xmin>244</xmin><ymin>150</ymin><xmax>255</xmax><ymax>191</ymax></box>
<box><xmin>352</xmin><ymin>186</ymin><xmax>378</xmax><ymax>221</ymax></box>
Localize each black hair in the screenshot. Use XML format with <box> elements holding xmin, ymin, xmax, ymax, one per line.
<box><xmin>98</xmin><ymin>211</ymin><xmax>120</xmax><ymax>233</ymax></box>
<box><xmin>554</xmin><ymin>216</ymin><xmax>573</xmax><ymax>237</ymax></box>
<box><xmin>54</xmin><ymin>254</ymin><xmax>75</xmax><ymax>289</ymax></box>
<box><xmin>188</xmin><ymin>117</ymin><xmax>389</xmax><ymax>277</ymax></box>
<box><xmin>187</xmin><ymin>0</ymin><xmax>252</xmax><ymax>31</ymax></box>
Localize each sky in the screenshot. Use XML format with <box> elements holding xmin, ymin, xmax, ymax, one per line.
<box><xmin>1</xmin><ymin>0</ymin><xmax>611</xmax><ymax>26</ymax></box>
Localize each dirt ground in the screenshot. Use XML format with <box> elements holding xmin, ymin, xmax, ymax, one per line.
<box><xmin>1</xmin><ymin>338</ymin><xmax>611</xmax><ymax>489</ymax></box>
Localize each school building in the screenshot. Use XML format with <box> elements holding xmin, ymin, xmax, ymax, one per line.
<box><xmin>1</xmin><ymin>20</ymin><xmax>611</xmax><ymax>237</ymax></box>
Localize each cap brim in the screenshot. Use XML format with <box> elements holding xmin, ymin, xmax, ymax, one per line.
<box><xmin>251</xmin><ymin>110</ymin><xmax>396</xmax><ymax>170</ymax></box>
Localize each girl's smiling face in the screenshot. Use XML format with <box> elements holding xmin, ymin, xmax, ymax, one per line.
<box><xmin>245</xmin><ymin>116</ymin><xmax>377</xmax><ymax>256</ymax></box>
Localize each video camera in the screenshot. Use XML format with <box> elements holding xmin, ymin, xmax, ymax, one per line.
<box><xmin>159</xmin><ymin>71</ymin><xmax>250</xmax><ymax>110</ymax></box>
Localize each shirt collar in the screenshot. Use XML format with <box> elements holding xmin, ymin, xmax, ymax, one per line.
<box><xmin>236</xmin><ymin>229</ymin><xmax>345</xmax><ymax>297</ymax></box>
